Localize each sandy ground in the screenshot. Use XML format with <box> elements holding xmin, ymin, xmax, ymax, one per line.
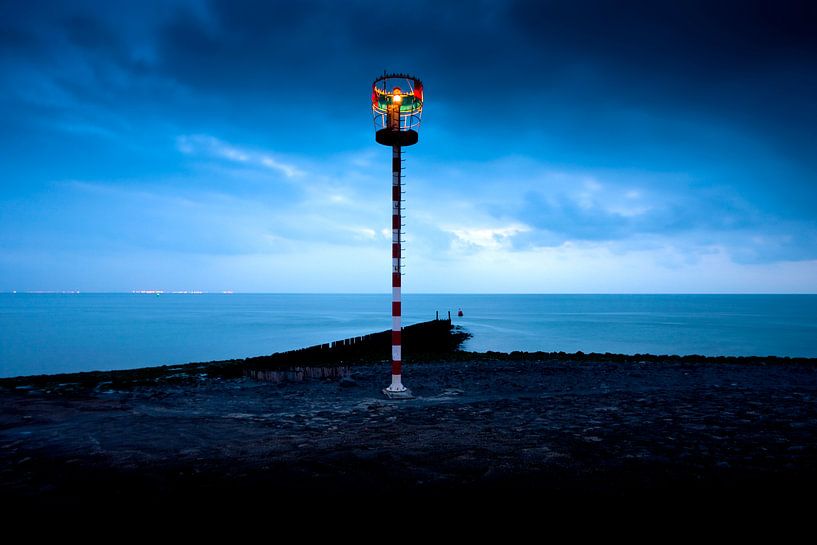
<box><xmin>2</xmin><ymin>357</ymin><xmax>817</xmax><ymax>516</ymax></box>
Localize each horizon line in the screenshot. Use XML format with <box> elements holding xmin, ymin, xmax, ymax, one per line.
<box><xmin>3</xmin><ymin>291</ymin><xmax>816</xmax><ymax>296</ymax></box>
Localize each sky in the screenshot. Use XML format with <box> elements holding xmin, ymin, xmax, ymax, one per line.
<box><xmin>1</xmin><ymin>0</ymin><xmax>816</xmax><ymax>293</ymax></box>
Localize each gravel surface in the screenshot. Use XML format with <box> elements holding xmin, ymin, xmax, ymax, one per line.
<box><xmin>2</xmin><ymin>358</ymin><xmax>817</xmax><ymax>513</ymax></box>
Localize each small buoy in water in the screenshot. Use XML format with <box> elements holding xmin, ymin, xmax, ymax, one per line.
<box><xmin>457</xmin><ymin>308</ymin><xmax>463</xmax><ymax>317</ymax></box>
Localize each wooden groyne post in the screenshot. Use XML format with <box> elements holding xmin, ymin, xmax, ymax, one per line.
<box><xmin>241</xmin><ymin>316</ymin><xmax>460</xmax><ymax>382</ymax></box>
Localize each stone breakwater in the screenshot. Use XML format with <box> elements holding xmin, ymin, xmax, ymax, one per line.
<box><xmin>244</xmin><ymin>366</ymin><xmax>352</xmax><ymax>383</ymax></box>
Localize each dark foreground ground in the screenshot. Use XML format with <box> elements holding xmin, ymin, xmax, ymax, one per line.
<box><xmin>2</xmin><ymin>356</ymin><xmax>817</xmax><ymax>518</ymax></box>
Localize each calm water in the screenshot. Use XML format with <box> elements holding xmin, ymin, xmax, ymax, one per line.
<box><xmin>1</xmin><ymin>294</ymin><xmax>815</xmax><ymax>377</ymax></box>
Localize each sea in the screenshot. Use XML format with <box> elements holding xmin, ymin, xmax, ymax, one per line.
<box><xmin>1</xmin><ymin>293</ymin><xmax>815</xmax><ymax>377</ymax></box>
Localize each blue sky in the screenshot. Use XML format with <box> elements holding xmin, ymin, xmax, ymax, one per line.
<box><xmin>1</xmin><ymin>0</ymin><xmax>816</xmax><ymax>293</ymax></box>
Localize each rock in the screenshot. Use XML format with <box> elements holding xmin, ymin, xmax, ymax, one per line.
<box><xmin>644</xmin><ymin>454</ymin><xmax>671</xmax><ymax>464</ymax></box>
<box><xmin>442</xmin><ymin>388</ymin><xmax>464</xmax><ymax>396</ymax></box>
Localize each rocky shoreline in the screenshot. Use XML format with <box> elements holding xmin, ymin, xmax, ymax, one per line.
<box><xmin>2</xmin><ymin>351</ymin><xmax>817</xmax><ymax>514</ymax></box>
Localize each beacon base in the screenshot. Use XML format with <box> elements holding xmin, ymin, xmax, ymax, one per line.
<box><xmin>382</xmin><ymin>387</ymin><xmax>414</xmax><ymax>400</ymax></box>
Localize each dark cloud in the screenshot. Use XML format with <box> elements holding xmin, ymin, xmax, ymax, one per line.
<box><xmin>503</xmin><ymin>186</ymin><xmax>758</xmax><ymax>241</ymax></box>
<box><xmin>507</xmin><ymin>0</ymin><xmax>817</xmax><ymax>71</ymax></box>
<box><xmin>139</xmin><ymin>1</ymin><xmax>817</xmax><ymax>170</ymax></box>
<box><xmin>5</xmin><ymin>1</ymin><xmax>816</xmax><ymax>144</ymax></box>
<box><xmin>483</xmin><ymin>184</ymin><xmax>817</xmax><ymax>263</ymax></box>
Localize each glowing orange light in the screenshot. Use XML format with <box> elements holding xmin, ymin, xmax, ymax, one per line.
<box><xmin>392</xmin><ymin>87</ymin><xmax>403</xmax><ymax>103</ymax></box>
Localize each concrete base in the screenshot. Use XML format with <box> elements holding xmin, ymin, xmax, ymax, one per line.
<box><xmin>382</xmin><ymin>387</ymin><xmax>414</xmax><ymax>400</ymax></box>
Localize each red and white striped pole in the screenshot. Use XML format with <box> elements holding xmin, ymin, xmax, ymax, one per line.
<box><xmin>385</xmin><ymin>144</ymin><xmax>409</xmax><ymax>396</ymax></box>
<box><xmin>372</xmin><ymin>74</ymin><xmax>422</xmax><ymax>398</ymax></box>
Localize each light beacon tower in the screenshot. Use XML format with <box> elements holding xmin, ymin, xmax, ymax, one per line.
<box><xmin>372</xmin><ymin>72</ymin><xmax>423</xmax><ymax>399</ymax></box>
